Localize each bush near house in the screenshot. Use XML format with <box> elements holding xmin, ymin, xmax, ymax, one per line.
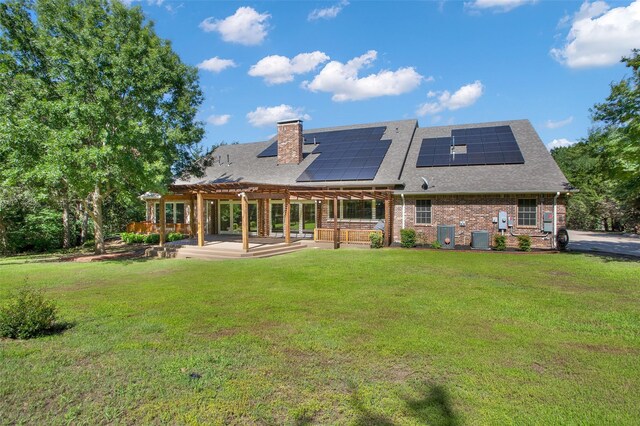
<box><xmin>494</xmin><ymin>234</ymin><xmax>507</xmax><ymax>251</ymax></box>
<box><xmin>369</xmin><ymin>232</ymin><xmax>383</xmax><ymax>249</ymax></box>
<box><xmin>400</xmin><ymin>228</ymin><xmax>417</xmax><ymax>248</ymax></box>
<box><xmin>518</xmin><ymin>235</ymin><xmax>532</xmax><ymax>251</ymax></box>
<box><xmin>166</xmin><ymin>232</ymin><xmax>185</xmax><ymax>242</ymax></box>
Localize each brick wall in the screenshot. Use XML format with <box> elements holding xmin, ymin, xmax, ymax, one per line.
<box><xmin>393</xmin><ymin>194</ymin><xmax>567</xmax><ymax>249</ymax></box>
<box><xmin>277</xmin><ymin>121</ymin><xmax>303</xmax><ymax>165</ymax></box>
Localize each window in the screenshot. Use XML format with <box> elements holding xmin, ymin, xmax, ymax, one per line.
<box><xmin>328</xmin><ymin>200</ymin><xmax>384</xmax><ymax>221</ymax></box>
<box><xmin>154</xmin><ymin>202</ymin><xmax>185</xmax><ymax>224</ymax></box>
<box><xmin>518</xmin><ymin>199</ymin><xmax>537</xmax><ymax>226</ymax></box>
<box><xmin>343</xmin><ymin>200</ymin><xmax>372</xmax><ymax>219</ymax></box>
<box><xmin>415</xmin><ymin>199</ymin><xmax>432</xmax><ymax>224</ymax></box>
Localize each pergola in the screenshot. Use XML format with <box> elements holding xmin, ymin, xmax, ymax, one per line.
<box><xmin>156</xmin><ymin>182</ymin><xmax>395</xmax><ymax>251</ymax></box>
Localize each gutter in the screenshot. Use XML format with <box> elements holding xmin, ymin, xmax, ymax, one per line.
<box><xmin>394</xmin><ymin>190</ymin><xmax>574</xmax><ymax>196</ymax></box>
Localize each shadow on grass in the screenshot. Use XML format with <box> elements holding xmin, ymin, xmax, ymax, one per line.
<box><xmin>564</xmin><ymin>250</ymin><xmax>640</xmax><ymax>263</ymax></box>
<box><xmin>348</xmin><ymin>381</ymin><xmax>459</xmax><ymax>426</ymax></box>
<box><xmin>44</xmin><ymin>320</ymin><xmax>76</xmax><ymax>336</ymax></box>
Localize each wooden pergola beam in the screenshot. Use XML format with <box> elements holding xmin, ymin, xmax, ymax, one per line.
<box><xmin>197</xmin><ymin>192</ymin><xmax>204</xmax><ymax>247</ymax></box>
<box><xmin>159</xmin><ymin>198</ymin><xmax>166</xmax><ymax>246</ymax></box>
<box><xmin>241</xmin><ymin>194</ymin><xmax>249</xmax><ymax>252</ymax></box>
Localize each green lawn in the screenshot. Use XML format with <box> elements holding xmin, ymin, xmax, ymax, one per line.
<box><xmin>0</xmin><ymin>249</ymin><xmax>639</xmax><ymax>425</ymax></box>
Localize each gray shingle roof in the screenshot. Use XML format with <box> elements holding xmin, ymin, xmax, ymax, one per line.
<box><xmin>175</xmin><ymin>119</ymin><xmax>418</xmax><ymax>187</ymax></box>
<box><xmin>399</xmin><ymin>119</ymin><xmax>571</xmax><ymax>194</ymax></box>
<box><xmin>174</xmin><ymin>118</ymin><xmax>571</xmax><ymax>195</ymax></box>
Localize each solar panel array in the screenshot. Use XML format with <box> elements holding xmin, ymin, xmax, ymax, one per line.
<box><xmin>416</xmin><ymin>125</ymin><xmax>524</xmax><ymax>168</ymax></box>
<box><xmin>297</xmin><ymin>127</ymin><xmax>390</xmax><ymax>182</ymax></box>
<box><xmin>257</xmin><ymin>126</ymin><xmax>387</xmax><ymax>158</ymax></box>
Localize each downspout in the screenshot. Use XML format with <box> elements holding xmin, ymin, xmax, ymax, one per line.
<box><xmin>401</xmin><ymin>193</ymin><xmax>406</xmax><ymax>229</ymax></box>
<box><xmin>553</xmin><ymin>191</ymin><xmax>560</xmax><ymax>249</ymax></box>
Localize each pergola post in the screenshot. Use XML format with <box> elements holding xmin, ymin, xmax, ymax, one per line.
<box><xmin>384</xmin><ymin>196</ymin><xmax>392</xmax><ymax>247</ymax></box>
<box><xmin>241</xmin><ymin>194</ymin><xmax>249</xmax><ymax>252</ymax></box>
<box><xmin>284</xmin><ymin>195</ymin><xmax>291</xmax><ymax>244</ymax></box>
<box><xmin>159</xmin><ymin>198</ymin><xmax>166</xmax><ymax>247</ymax></box>
<box><xmin>189</xmin><ymin>197</ymin><xmax>196</xmax><ymax>237</ymax></box>
<box><xmin>197</xmin><ymin>192</ymin><xmax>204</xmax><ymax>247</ymax></box>
<box><xmin>333</xmin><ymin>197</ymin><xmax>340</xmax><ymax>249</ymax></box>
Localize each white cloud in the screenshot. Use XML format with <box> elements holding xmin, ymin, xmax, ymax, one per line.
<box><xmin>199</xmin><ymin>7</ymin><xmax>270</xmax><ymax>46</ymax></box>
<box><xmin>207</xmin><ymin>114</ymin><xmax>231</xmax><ymax>126</ymax></box>
<box><xmin>465</xmin><ymin>0</ymin><xmax>537</xmax><ymax>12</ymax></box>
<box><xmin>246</xmin><ymin>104</ymin><xmax>311</xmax><ymax>127</ymax></box>
<box><xmin>547</xmin><ymin>138</ymin><xmax>578</xmax><ymax>150</ymax></box>
<box><xmin>197</xmin><ymin>57</ymin><xmax>237</xmax><ymax>73</ymax></box>
<box><xmin>249</xmin><ymin>51</ymin><xmax>330</xmax><ymax>85</ymax></box>
<box><xmin>308</xmin><ymin>0</ymin><xmax>349</xmax><ymax>20</ymax></box>
<box><xmin>551</xmin><ymin>1</ymin><xmax>640</xmax><ymax>68</ymax></box>
<box><xmin>416</xmin><ymin>81</ymin><xmax>484</xmax><ymax>116</ymax></box>
<box><xmin>302</xmin><ymin>50</ymin><xmax>424</xmax><ymax>102</ymax></box>
<box><xmin>544</xmin><ymin>116</ymin><xmax>574</xmax><ymax>129</ymax></box>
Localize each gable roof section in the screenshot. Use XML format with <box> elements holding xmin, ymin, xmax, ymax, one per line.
<box><xmin>399</xmin><ymin>119</ymin><xmax>571</xmax><ymax>194</ymax></box>
<box><xmin>174</xmin><ymin>119</ymin><xmax>417</xmax><ymax>187</ymax></box>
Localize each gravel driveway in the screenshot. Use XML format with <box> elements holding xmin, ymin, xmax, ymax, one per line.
<box><xmin>568</xmin><ymin>230</ymin><xmax>640</xmax><ymax>258</ymax></box>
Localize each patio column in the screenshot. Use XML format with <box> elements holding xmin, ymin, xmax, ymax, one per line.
<box><xmin>384</xmin><ymin>196</ymin><xmax>393</xmax><ymax>247</ymax></box>
<box><xmin>241</xmin><ymin>194</ymin><xmax>249</xmax><ymax>252</ymax></box>
<box><xmin>159</xmin><ymin>198</ymin><xmax>166</xmax><ymax>246</ymax></box>
<box><xmin>284</xmin><ymin>195</ymin><xmax>291</xmax><ymax>244</ymax></box>
<box><xmin>189</xmin><ymin>197</ymin><xmax>196</xmax><ymax>237</ymax></box>
<box><xmin>333</xmin><ymin>197</ymin><xmax>340</xmax><ymax>249</ymax></box>
<box><xmin>197</xmin><ymin>192</ymin><xmax>204</xmax><ymax>247</ymax></box>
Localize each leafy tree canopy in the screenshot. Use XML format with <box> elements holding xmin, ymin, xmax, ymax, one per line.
<box><xmin>0</xmin><ymin>0</ymin><xmax>205</xmax><ymax>253</ymax></box>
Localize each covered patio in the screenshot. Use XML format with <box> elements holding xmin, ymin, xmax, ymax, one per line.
<box><xmin>148</xmin><ymin>182</ymin><xmax>394</xmax><ymax>253</ymax></box>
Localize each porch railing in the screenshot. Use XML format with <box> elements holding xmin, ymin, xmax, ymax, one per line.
<box><xmin>313</xmin><ymin>228</ymin><xmax>381</xmax><ymax>245</ymax></box>
<box><xmin>126</xmin><ymin>221</ymin><xmax>191</xmax><ymax>235</ymax></box>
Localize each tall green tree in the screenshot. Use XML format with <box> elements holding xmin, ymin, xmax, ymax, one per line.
<box><xmin>0</xmin><ymin>0</ymin><xmax>204</xmax><ymax>253</ymax></box>
<box><xmin>591</xmin><ymin>50</ymin><xmax>640</xmax><ymax>202</ymax></box>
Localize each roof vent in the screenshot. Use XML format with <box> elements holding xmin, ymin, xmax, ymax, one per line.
<box><xmin>421</xmin><ymin>177</ymin><xmax>429</xmax><ymax>190</ymax></box>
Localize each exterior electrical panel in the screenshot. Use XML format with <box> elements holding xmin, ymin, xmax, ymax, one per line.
<box><xmin>498</xmin><ymin>211</ymin><xmax>508</xmax><ymax>230</ymax></box>
<box><xmin>543</xmin><ymin>211</ymin><xmax>553</xmax><ymax>232</ymax></box>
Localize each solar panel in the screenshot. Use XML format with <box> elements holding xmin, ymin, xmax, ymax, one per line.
<box><xmin>297</xmin><ymin>138</ymin><xmax>391</xmax><ymax>182</ymax></box>
<box><xmin>416</xmin><ymin>125</ymin><xmax>524</xmax><ymax>168</ymax></box>
<box><xmin>257</xmin><ymin>141</ymin><xmax>278</xmax><ymax>158</ymax></box>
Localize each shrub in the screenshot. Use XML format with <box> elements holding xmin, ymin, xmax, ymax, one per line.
<box><xmin>517</xmin><ymin>235</ymin><xmax>532</xmax><ymax>252</ymax></box>
<box><xmin>166</xmin><ymin>232</ymin><xmax>184</xmax><ymax>242</ymax></box>
<box><xmin>400</xmin><ymin>228</ymin><xmax>416</xmax><ymax>248</ymax></box>
<box><xmin>369</xmin><ymin>232</ymin><xmax>383</xmax><ymax>249</ymax></box>
<box><xmin>0</xmin><ymin>288</ymin><xmax>58</xmax><ymax>339</ymax></box>
<box><xmin>431</xmin><ymin>240</ymin><xmax>442</xmax><ymax>249</ymax></box>
<box><xmin>121</xmin><ymin>232</ymin><xmax>146</xmax><ymax>244</ymax></box>
<box><xmin>82</xmin><ymin>239</ymin><xmax>95</xmax><ymax>248</ymax></box>
<box><xmin>144</xmin><ymin>233</ymin><xmax>160</xmax><ymax>244</ymax></box>
<box><xmin>494</xmin><ymin>234</ymin><xmax>507</xmax><ymax>251</ymax></box>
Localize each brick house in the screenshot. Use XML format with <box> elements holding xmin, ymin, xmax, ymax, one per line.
<box><xmin>135</xmin><ymin>118</ymin><xmax>571</xmax><ymax>250</ymax></box>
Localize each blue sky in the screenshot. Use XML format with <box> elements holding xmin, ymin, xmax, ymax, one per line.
<box><xmin>128</xmin><ymin>0</ymin><xmax>639</xmax><ymax>151</ymax></box>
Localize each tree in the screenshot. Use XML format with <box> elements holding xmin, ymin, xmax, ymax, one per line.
<box><xmin>0</xmin><ymin>0</ymin><xmax>204</xmax><ymax>253</ymax></box>
<box><xmin>591</xmin><ymin>50</ymin><xmax>640</xmax><ymax>204</ymax></box>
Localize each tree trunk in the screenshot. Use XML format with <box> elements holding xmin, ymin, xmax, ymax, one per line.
<box><xmin>603</xmin><ymin>217</ymin><xmax>610</xmax><ymax>232</ymax></box>
<box><xmin>62</xmin><ymin>198</ymin><xmax>71</xmax><ymax>249</ymax></box>
<box><xmin>80</xmin><ymin>201</ymin><xmax>89</xmax><ymax>244</ymax></box>
<box><xmin>93</xmin><ymin>187</ymin><xmax>105</xmax><ymax>254</ymax></box>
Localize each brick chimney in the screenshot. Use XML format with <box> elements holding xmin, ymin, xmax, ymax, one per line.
<box><xmin>277</xmin><ymin>119</ymin><xmax>303</xmax><ymax>165</ymax></box>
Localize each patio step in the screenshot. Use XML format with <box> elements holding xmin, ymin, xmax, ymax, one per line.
<box><xmin>174</xmin><ymin>241</ymin><xmax>305</xmax><ymax>260</ymax></box>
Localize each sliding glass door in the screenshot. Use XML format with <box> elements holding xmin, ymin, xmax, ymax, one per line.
<box><xmin>218</xmin><ymin>201</ymin><xmax>258</xmax><ymax>234</ymax></box>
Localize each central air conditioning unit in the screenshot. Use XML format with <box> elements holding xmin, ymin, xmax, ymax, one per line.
<box><xmin>471</xmin><ymin>231</ymin><xmax>490</xmax><ymax>250</ymax></box>
<box><xmin>437</xmin><ymin>225</ymin><xmax>456</xmax><ymax>249</ymax></box>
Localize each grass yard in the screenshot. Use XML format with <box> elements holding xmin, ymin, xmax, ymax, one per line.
<box><xmin>0</xmin><ymin>249</ymin><xmax>639</xmax><ymax>425</ymax></box>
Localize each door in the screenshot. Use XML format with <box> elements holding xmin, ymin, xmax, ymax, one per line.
<box><xmin>219</xmin><ymin>202</ymin><xmax>258</xmax><ymax>234</ymax></box>
<box><xmin>302</xmin><ymin>203</ymin><xmax>315</xmax><ymax>234</ymax></box>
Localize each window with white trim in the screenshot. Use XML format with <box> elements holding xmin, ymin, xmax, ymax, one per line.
<box><xmin>328</xmin><ymin>200</ymin><xmax>385</xmax><ymax>220</ymax></box>
<box><xmin>154</xmin><ymin>202</ymin><xmax>185</xmax><ymax>224</ymax></box>
<box><xmin>518</xmin><ymin>199</ymin><xmax>537</xmax><ymax>226</ymax></box>
<box><xmin>415</xmin><ymin>199</ymin><xmax>432</xmax><ymax>224</ymax></box>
